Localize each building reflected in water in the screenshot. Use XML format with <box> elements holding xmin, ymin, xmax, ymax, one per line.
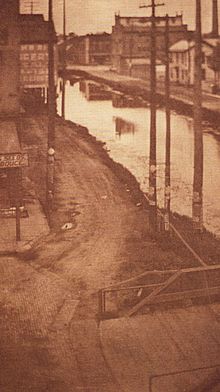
<box><xmin>114</xmin><ymin>117</ymin><xmax>136</xmax><ymax>138</ymax></box>
<box><xmin>79</xmin><ymin>80</ymin><xmax>112</xmax><ymax>100</ymax></box>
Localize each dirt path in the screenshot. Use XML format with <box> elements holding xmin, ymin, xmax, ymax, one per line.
<box><xmin>29</xmin><ymin>117</ymin><xmax>182</xmax><ymax>292</ymax></box>
<box><xmin>0</xmin><ymin>116</ymin><xmax>188</xmax><ymax>391</ymax></box>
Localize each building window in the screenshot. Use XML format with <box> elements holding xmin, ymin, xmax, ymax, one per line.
<box><xmin>201</xmin><ymin>52</ymin><xmax>205</xmax><ymax>64</ymax></box>
<box><xmin>0</xmin><ymin>51</ymin><xmax>4</xmax><ymax>66</ymax></box>
<box><xmin>181</xmin><ymin>52</ymin><xmax>185</xmax><ymax>64</ymax></box>
<box><xmin>182</xmin><ymin>69</ymin><xmax>185</xmax><ymax>81</ymax></box>
<box><xmin>0</xmin><ymin>28</ymin><xmax>8</xmax><ymax>45</ymax></box>
<box><xmin>202</xmin><ymin>68</ymin><xmax>206</xmax><ymax>80</ymax></box>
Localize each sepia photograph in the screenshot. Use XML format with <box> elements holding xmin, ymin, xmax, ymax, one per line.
<box><xmin>0</xmin><ymin>0</ymin><xmax>220</xmax><ymax>390</ymax></box>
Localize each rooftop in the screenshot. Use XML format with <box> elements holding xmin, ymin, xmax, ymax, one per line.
<box><xmin>204</xmin><ymin>38</ymin><xmax>220</xmax><ymax>47</ymax></box>
<box><xmin>169</xmin><ymin>39</ymin><xmax>194</xmax><ymax>52</ymax></box>
<box><xmin>19</xmin><ymin>13</ymin><xmax>56</xmax><ymax>44</ymax></box>
<box><xmin>170</xmin><ymin>37</ymin><xmax>220</xmax><ymax>52</ymax></box>
<box><xmin>115</xmin><ymin>14</ymin><xmax>184</xmax><ymax>28</ymax></box>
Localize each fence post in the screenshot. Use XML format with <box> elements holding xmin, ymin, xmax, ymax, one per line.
<box><xmin>103</xmin><ymin>291</ymin><xmax>106</xmax><ymax>313</ymax></box>
<box><xmin>98</xmin><ymin>289</ymin><xmax>103</xmax><ymax>318</ymax></box>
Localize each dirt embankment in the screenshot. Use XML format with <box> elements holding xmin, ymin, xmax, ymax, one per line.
<box><xmin>20</xmin><ymin>115</ymin><xmax>189</xmax><ymax>286</ymax></box>
<box><xmin>1</xmin><ymin>113</ymin><xmax>219</xmax><ymax>392</ymax></box>
<box><xmin>20</xmin><ymin>114</ymin><xmax>220</xmax><ymax>290</ymax></box>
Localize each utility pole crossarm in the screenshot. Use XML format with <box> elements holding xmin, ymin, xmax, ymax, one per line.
<box><xmin>139</xmin><ymin>2</ymin><xmax>164</xmax><ymax>9</ymax></box>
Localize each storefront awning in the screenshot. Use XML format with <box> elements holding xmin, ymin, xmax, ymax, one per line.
<box><xmin>0</xmin><ymin>121</ymin><xmax>28</xmax><ymax>168</ymax></box>
<box><xmin>0</xmin><ymin>121</ymin><xmax>21</xmax><ymax>154</ymax></box>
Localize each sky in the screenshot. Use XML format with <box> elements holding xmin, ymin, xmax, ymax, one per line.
<box><xmin>20</xmin><ymin>0</ymin><xmax>220</xmax><ymax>35</ymax></box>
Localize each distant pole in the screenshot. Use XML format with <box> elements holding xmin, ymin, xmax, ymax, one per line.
<box><xmin>47</xmin><ymin>0</ymin><xmax>56</xmax><ymax>220</ymax></box>
<box><xmin>192</xmin><ymin>0</ymin><xmax>203</xmax><ymax>231</ymax></box>
<box><xmin>61</xmin><ymin>0</ymin><xmax>66</xmax><ymax>118</ymax></box>
<box><xmin>15</xmin><ymin>168</ymin><xmax>22</xmax><ymax>242</ymax></box>
<box><xmin>129</xmin><ymin>26</ymin><xmax>133</xmax><ymax>77</ymax></box>
<box><xmin>164</xmin><ymin>13</ymin><xmax>171</xmax><ymax>232</ymax></box>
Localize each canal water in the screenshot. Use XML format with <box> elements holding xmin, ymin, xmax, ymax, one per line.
<box><xmin>58</xmin><ymin>80</ymin><xmax>220</xmax><ymax>237</ymax></box>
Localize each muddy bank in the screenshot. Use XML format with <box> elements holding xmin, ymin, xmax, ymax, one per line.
<box><xmin>58</xmin><ymin>116</ymin><xmax>220</xmax><ymax>269</ymax></box>
<box><xmin>20</xmin><ymin>114</ymin><xmax>220</xmax><ymax>281</ymax></box>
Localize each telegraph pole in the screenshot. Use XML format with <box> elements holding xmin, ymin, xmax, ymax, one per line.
<box><xmin>140</xmin><ymin>0</ymin><xmax>164</xmax><ymax>232</ymax></box>
<box><xmin>192</xmin><ymin>0</ymin><xmax>203</xmax><ymax>231</ymax></box>
<box><xmin>47</xmin><ymin>0</ymin><xmax>56</xmax><ymax>221</ymax></box>
<box><xmin>164</xmin><ymin>13</ymin><xmax>171</xmax><ymax>232</ymax></box>
<box><xmin>48</xmin><ymin>0</ymin><xmax>55</xmax><ymax>145</ymax></box>
<box><xmin>61</xmin><ymin>0</ymin><xmax>66</xmax><ymax>118</ymax></box>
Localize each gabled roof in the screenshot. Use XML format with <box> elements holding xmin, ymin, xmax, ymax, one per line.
<box><xmin>203</xmin><ymin>38</ymin><xmax>220</xmax><ymax>47</ymax></box>
<box><xmin>169</xmin><ymin>40</ymin><xmax>194</xmax><ymax>52</ymax></box>
<box><xmin>169</xmin><ymin>38</ymin><xmax>220</xmax><ymax>53</ymax></box>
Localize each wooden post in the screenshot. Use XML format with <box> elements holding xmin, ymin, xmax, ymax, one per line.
<box><xmin>140</xmin><ymin>1</ymin><xmax>164</xmax><ymax>233</ymax></box>
<box><xmin>164</xmin><ymin>14</ymin><xmax>171</xmax><ymax>232</ymax></box>
<box><xmin>129</xmin><ymin>26</ymin><xmax>133</xmax><ymax>77</ymax></box>
<box><xmin>48</xmin><ymin>0</ymin><xmax>55</xmax><ymax>146</ymax></box>
<box><xmin>47</xmin><ymin>0</ymin><xmax>56</xmax><ymax>220</ymax></box>
<box><xmin>98</xmin><ymin>290</ymin><xmax>103</xmax><ymax>317</ymax></box>
<box><xmin>192</xmin><ymin>0</ymin><xmax>203</xmax><ymax>231</ymax></box>
<box><xmin>16</xmin><ymin>205</ymin><xmax>21</xmax><ymax>242</ymax></box>
<box><xmin>148</xmin><ymin>0</ymin><xmax>158</xmax><ymax>232</ymax></box>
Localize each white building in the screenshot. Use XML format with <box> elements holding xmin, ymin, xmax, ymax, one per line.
<box><xmin>169</xmin><ymin>38</ymin><xmax>220</xmax><ymax>91</ymax></box>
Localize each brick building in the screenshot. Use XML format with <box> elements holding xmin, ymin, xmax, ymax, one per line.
<box><xmin>0</xmin><ymin>0</ymin><xmax>20</xmax><ymax>115</ymax></box>
<box><xmin>0</xmin><ymin>0</ymin><xmax>27</xmax><ymax>215</ymax></box>
<box><xmin>19</xmin><ymin>13</ymin><xmax>57</xmax><ymax>108</ymax></box>
<box><xmin>62</xmin><ymin>32</ymin><xmax>111</xmax><ymax>65</ymax></box>
<box><xmin>111</xmin><ymin>13</ymin><xmax>188</xmax><ymax>79</ymax></box>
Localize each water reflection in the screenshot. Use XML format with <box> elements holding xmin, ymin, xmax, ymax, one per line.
<box><xmin>114</xmin><ymin>116</ymin><xmax>136</xmax><ymax>138</ymax></box>
<box><xmin>58</xmin><ymin>81</ymin><xmax>220</xmax><ymax>237</ymax></box>
<box><xmin>112</xmin><ymin>90</ymin><xmax>148</xmax><ymax>108</ymax></box>
<box><xmin>79</xmin><ymin>80</ymin><xmax>112</xmax><ymax>101</ymax></box>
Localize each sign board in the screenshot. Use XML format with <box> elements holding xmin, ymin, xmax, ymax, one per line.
<box><xmin>20</xmin><ymin>44</ymin><xmax>49</xmax><ymax>87</ymax></box>
<box><xmin>0</xmin><ymin>208</ymin><xmax>28</xmax><ymax>218</ymax></box>
<box><xmin>0</xmin><ymin>153</ymin><xmax>29</xmax><ymax>168</ymax></box>
<box><xmin>20</xmin><ymin>43</ymin><xmax>58</xmax><ymax>88</ymax></box>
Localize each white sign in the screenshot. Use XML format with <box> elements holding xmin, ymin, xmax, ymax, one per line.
<box><xmin>0</xmin><ymin>153</ymin><xmax>29</xmax><ymax>168</ymax></box>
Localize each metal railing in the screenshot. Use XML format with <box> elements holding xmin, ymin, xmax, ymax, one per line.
<box><xmin>98</xmin><ymin>265</ymin><xmax>220</xmax><ymax>319</ymax></box>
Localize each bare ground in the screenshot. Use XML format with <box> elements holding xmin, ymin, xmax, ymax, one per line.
<box><xmin>0</xmin><ymin>115</ymin><xmax>218</xmax><ymax>391</ymax></box>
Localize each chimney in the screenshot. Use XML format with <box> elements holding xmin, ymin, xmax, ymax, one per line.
<box><xmin>212</xmin><ymin>0</ymin><xmax>219</xmax><ymax>37</ymax></box>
